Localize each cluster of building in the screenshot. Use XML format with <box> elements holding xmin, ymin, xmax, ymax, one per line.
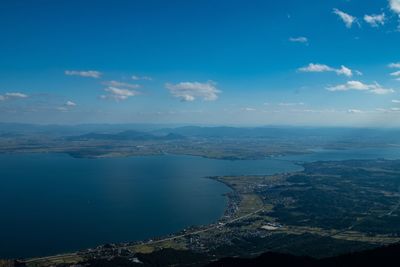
<box><xmin>78</xmin><ymin>244</ymin><xmax>140</xmax><ymax>264</ymax></box>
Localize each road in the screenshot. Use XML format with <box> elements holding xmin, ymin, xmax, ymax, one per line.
<box><xmin>128</xmin><ymin>207</ymin><xmax>264</xmax><ymax>246</ymax></box>
<box><xmin>23</xmin><ymin>208</ymin><xmax>265</xmax><ymax>265</ymax></box>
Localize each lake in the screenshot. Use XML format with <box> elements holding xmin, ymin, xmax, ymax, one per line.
<box><xmin>0</xmin><ymin>147</ymin><xmax>399</xmax><ymax>258</ymax></box>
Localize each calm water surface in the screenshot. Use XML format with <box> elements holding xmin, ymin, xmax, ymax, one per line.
<box><xmin>0</xmin><ymin>147</ymin><xmax>399</xmax><ymax>258</ymax></box>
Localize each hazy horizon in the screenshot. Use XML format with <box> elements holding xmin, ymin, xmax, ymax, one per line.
<box><xmin>3</xmin><ymin>121</ymin><xmax>400</xmax><ymax>130</ymax></box>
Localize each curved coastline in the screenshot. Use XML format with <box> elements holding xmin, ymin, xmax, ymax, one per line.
<box><xmin>6</xmin><ymin>147</ymin><xmax>400</xmax><ymax>262</ymax></box>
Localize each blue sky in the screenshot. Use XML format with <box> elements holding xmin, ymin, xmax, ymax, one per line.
<box><xmin>1</xmin><ymin>0</ymin><xmax>400</xmax><ymax>126</ymax></box>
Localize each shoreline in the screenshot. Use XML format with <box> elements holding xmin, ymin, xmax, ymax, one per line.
<box><xmin>206</xmin><ymin>176</ymin><xmax>241</xmax><ymax>221</ymax></box>
<box><xmin>9</xmin><ymin>151</ymin><xmax>400</xmax><ymax>264</ymax></box>
<box><xmin>19</xmin><ymin>175</ymin><xmax>243</xmax><ymax>265</ymax></box>
<box><xmin>17</xmin><ymin>158</ymin><xmax>400</xmax><ymax>265</ymax></box>
<box><xmin>0</xmin><ymin>148</ymin><xmax>310</xmax><ymax>161</ymax></box>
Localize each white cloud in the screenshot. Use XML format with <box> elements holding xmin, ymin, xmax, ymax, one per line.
<box><xmin>103</xmin><ymin>80</ymin><xmax>140</xmax><ymax>89</ymax></box>
<box><xmin>369</xmin><ymin>87</ymin><xmax>396</xmax><ymax>95</ymax></box>
<box><xmin>56</xmin><ymin>100</ymin><xmax>77</xmax><ymax>112</ymax></box>
<box><xmin>165</xmin><ymin>81</ymin><xmax>221</xmax><ymax>102</ymax></box>
<box><xmin>364</xmin><ymin>13</ymin><xmax>385</xmax><ymax>27</ymax></box>
<box><xmin>242</xmin><ymin>107</ymin><xmax>256</xmax><ymax>112</ymax></box>
<box><xmin>333</xmin><ymin>8</ymin><xmax>357</xmax><ymax>28</ymax></box>
<box><xmin>390</xmin><ymin>70</ymin><xmax>400</xmax><ymax>76</ymax></box>
<box><xmin>0</xmin><ymin>92</ymin><xmax>28</xmax><ymax>101</ymax></box>
<box><xmin>5</xmin><ymin>92</ymin><xmax>28</xmax><ymax>98</ymax></box>
<box><xmin>132</xmin><ymin>75</ymin><xmax>152</xmax><ymax>81</ymax></box>
<box><xmin>336</xmin><ymin>65</ymin><xmax>353</xmax><ymax>77</ymax></box>
<box><xmin>65</xmin><ymin>70</ymin><xmax>102</xmax><ymax>78</ymax></box>
<box><xmin>392</xmin><ymin>99</ymin><xmax>400</xmax><ymax>103</ymax></box>
<box><xmin>298</xmin><ymin>63</ymin><xmax>353</xmax><ymax>77</ymax></box>
<box><xmin>57</xmin><ymin>107</ymin><xmax>68</xmax><ymax>112</ymax></box>
<box><xmin>355</xmin><ymin>70</ymin><xmax>363</xmax><ymax>76</ymax></box>
<box><xmin>390</xmin><ymin>0</ymin><xmax>400</xmax><ymax>14</ymax></box>
<box><xmin>66</xmin><ymin>100</ymin><xmax>77</xmax><ymax>107</ymax></box>
<box><xmin>101</xmin><ymin>87</ymin><xmax>140</xmax><ymax>101</ymax></box>
<box><xmin>279</xmin><ymin>102</ymin><xmax>305</xmax><ymax>106</ymax></box>
<box><xmin>389</xmin><ymin>62</ymin><xmax>400</xmax><ymax>68</ymax></box>
<box><xmin>289</xmin><ymin>37</ymin><xmax>308</xmax><ymax>44</ymax></box>
<box><xmin>100</xmin><ymin>80</ymin><xmax>142</xmax><ymax>101</ymax></box>
<box><xmin>376</xmin><ymin>107</ymin><xmax>400</xmax><ymax>113</ymax></box>
<box><xmin>389</xmin><ymin>63</ymin><xmax>400</xmax><ymax>79</ymax></box>
<box><xmin>327</xmin><ymin>80</ymin><xmax>395</xmax><ymax>95</ymax></box>
<box><xmin>347</xmin><ymin>109</ymin><xmax>363</xmax><ymax>114</ymax></box>
<box><xmin>299</xmin><ymin>63</ymin><xmax>333</xmax><ymax>73</ymax></box>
